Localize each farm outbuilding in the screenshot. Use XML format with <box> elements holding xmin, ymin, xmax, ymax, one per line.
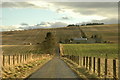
<box><xmin>71</xmin><ymin>37</ymin><xmax>96</xmax><ymax>44</ymax></box>
<box><xmin>23</xmin><ymin>42</ymin><xmax>32</xmax><ymax>45</ymax></box>
<box><xmin>72</xmin><ymin>38</ymin><xmax>87</xmax><ymax>43</ymax></box>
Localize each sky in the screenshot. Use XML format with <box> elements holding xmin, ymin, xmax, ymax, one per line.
<box><xmin>0</xmin><ymin>1</ymin><xmax>118</xmax><ymax>31</ymax></box>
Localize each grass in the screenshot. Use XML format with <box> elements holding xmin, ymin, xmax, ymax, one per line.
<box><xmin>2</xmin><ymin>57</ymin><xmax>51</xmax><ymax>79</ymax></box>
<box><xmin>62</xmin><ymin>44</ymin><xmax>118</xmax><ymax>59</ymax></box>
<box><xmin>81</xmin><ymin>24</ymin><xmax>118</xmax><ymax>43</ymax></box>
<box><xmin>2</xmin><ymin>45</ymin><xmax>44</xmax><ymax>55</ymax></box>
<box><xmin>2</xmin><ymin>24</ymin><xmax>118</xmax><ymax>45</ymax></box>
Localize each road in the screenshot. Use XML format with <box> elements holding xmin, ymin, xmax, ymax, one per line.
<box><xmin>26</xmin><ymin>47</ymin><xmax>80</xmax><ymax>79</ymax></box>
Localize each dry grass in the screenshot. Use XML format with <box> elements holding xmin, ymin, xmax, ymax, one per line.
<box><xmin>2</xmin><ymin>24</ymin><xmax>118</xmax><ymax>45</ymax></box>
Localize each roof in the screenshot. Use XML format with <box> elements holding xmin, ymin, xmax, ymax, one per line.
<box><xmin>73</xmin><ymin>38</ymin><xmax>87</xmax><ymax>41</ymax></box>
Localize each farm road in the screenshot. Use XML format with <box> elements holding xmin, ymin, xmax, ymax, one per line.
<box><xmin>26</xmin><ymin>47</ymin><xmax>80</xmax><ymax>79</ymax></box>
<box><xmin>27</xmin><ymin>57</ymin><xmax>79</xmax><ymax>79</ymax></box>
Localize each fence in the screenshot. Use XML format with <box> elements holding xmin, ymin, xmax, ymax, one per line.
<box><xmin>62</xmin><ymin>55</ymin><xmax>118</xmax><ymax>79</ymax></box>
<box><xmin>2</xmin><ymin>53</ymin><xmax>50</xmax><ymax>67</ymax></box>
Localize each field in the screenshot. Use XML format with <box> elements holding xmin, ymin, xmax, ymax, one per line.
<box><xmin>62</xmin><ymin>44</ymin><xmax>118</xmax><ymax>59</ymax></box>
<box><xmin>2</xmin><ymin>45</ymin><xmax>43</xmax><ymax>55</ymax></box>
<box><xmin>62</xmin><ymin>43</ymin><xmax>118</xmax><ymax>78</ymax></box>
<box><xmin>1</xmin><ymin>24</ymin><xmax>118</xmax><ymax>45</ymax></box>
<box><xmin>81</xmin><ymin>24</ymin><xmax>118</xmax><ymax>43</ymax></box>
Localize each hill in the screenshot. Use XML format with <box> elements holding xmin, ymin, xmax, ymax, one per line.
<box><xmin>2</xmin><ymin>24</ymin><xmax>118</xmax><ymax>45</ymax></box>
<box><xmin>80</xmin><ymin>24</ymin><xmax>118</xmax><ymax>43</ymax></box>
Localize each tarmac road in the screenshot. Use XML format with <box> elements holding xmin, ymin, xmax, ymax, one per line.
<box><xmin>27</xmin><ymin>57</ymin><xmax>79</xmax><ymax>78</ymax></box>
<box><xmin>26</xmin><ymin>47</ymin><xmax>80</xmax><ymax>80</ymax></box>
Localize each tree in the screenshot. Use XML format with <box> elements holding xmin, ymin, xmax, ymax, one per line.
<box><xmin>91</xmin><ymin>34</ymin><xmax>103</xmax><ymax>43</ymax></box>
<box><xmin>42</xmin><ymin>32</ymin><xmax>57</xmax><ymax>55</ymax></box>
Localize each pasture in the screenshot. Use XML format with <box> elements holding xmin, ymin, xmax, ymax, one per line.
<box><xmin>62</xmin><ymin>44</ymin><xmax>118</xmax><ymax>59</ymax></box>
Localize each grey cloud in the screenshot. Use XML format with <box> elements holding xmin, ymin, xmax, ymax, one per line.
<box><xmin>1</xmin><ymin>2</ymin><xmax>38</xmax><ymax>8</ymax></box>
<box><xmin>50</xmin><ymin>22</ymin><xmax>68</xmax><ymax>28</ymax></box>
<box><xmin>1</xmin><ymin>22</ymin><xmax>68</xmax><ymax>32</ymax></box>
<box><xmin>91</xmin><ymin>18</ymin><xmax>118</xmax><ymax>24</ymax></box>
<box><xmin>61</xmin><ymin>16</ymin><xmax>71</xmax><ymax>20</ymax></box>
<box><xmin>52</xmin><ymin>2</ymin><xmax>117</xmax><ymax>8</ymax></box>
<box><xmin>52</xmin><ymin>2</ymin><xmax>118</xmax><ymax>18</ymax></box>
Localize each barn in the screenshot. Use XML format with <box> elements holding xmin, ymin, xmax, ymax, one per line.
<box><xmin>71</xmin><ymin>37</ymin><xmax>96</xmax><ymax>44</ymax></box>
<box><xmin>72</xmin><ymin>38</ymin><xmax>87</xmax><ymax>43</ymax></box>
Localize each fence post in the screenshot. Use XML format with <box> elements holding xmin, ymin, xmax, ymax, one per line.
<box><xmin>119</xmin><ymin>57</ymin><xmax>120</xmax><ymax>80</ymax></box>
<box><xmin>13</xmin><ymin>55</ymin><xmax>15</xmax><ymax>65</ymax></box>
<box><xmin>97</xmin><ymin>58</ymin><xmax>101</xmax><ymax>77</ymax></box>
<box><xmin>113</xmin><ymin>59</ymin><xmax>116</xmax><ymax>79</ymax></box>
<box><xmin>105</xmin><ymin>58</ymin><xmax>107</xmax><ymax>78</ymax></box>
<box><xmin>78</xmin><ymin>56</ymin><xmax>81</xmax><ymax>67</ymax></box>
<box><xmin>8</xmin><ymin>55</ymin><xmax>10</xmax><ymax>65</ymax></box>
<box><xmin>20</xmin><ymin>54</ymin><xmax>22</xmax><ymax>63</ymax></box>
<box><xmin>17</xmin><ymin>54</ymin><xmax>19</xmax><ymax>64</ymax></box>
<box><xmin>86</xmin><ymin>56</ymin><xmax>88</xmax><ymax>69</ymax></box>
<box><xmin>3</xmin><ymin>55</ymin><xmax>5</xmax><ymax>66</ymax></box>
<box><xmin>71</xmin><ymin>55</ymin><xmax>73</xmax><ymax>61</ymax></box>
<box><xmin>89</xmin><ymin>57</ymin><xmax>92</xmax><ymax>71</ymax></box>
<box><xmin>93</xmin><ymin>57</ymin><xmax>96</xmax><ymax>73</ymax></box>
<box><xmin>83</xmin><ymin>56</ymin><xmax>85</xmax><ymax>67</ymax></box>
<box><xmin>23</xmin><ymin>54</ymin><xmax>25</xmax><ymax>63</ymax></box>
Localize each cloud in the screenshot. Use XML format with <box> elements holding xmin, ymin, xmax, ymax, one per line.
<box><xmin>0</xmin><ymin>22</ymin><xmax>68</xmax><ymax>31</ymax></box>
<box><xmin>1</xmin><ymin>2</ymin><xmax>37</xmax><ymax>8</ymax></box>
<box><xmin>1</xmin><ymin>1</ymin><xmax>118</xmax><ymax>25</ymax></box>
<box><xmin>50</xmin><ymin>22</ymin><xmax>68</xmax><ymax>28</ymax></box>
<box><xmin>91</xmin><ymin>18</ymin><xmax>118</xmax><ymax>24</ymax></box>
<box><xmin>61</xmin><ymin>16</ymin><xmax>71</xmax><ymax>20</ymax></box>
<box><xmin>1</xmin><ymin>1</ymin><xmax>53</xmax><ymax>9</ymax></box>
<box><xmin>52</xmin><ymin>2</ymin><xmax>118</xmax><ymax>17</ymax></box>
<box><xmin>0</xmin><ymin>25</ymin><xmax>24</xmax><ymax>32</ymax></box>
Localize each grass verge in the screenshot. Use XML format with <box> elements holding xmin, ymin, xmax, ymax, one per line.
<box><xmin>2</xmin><ymin>56</ymin><xmax>53</xmax><ymax>80</ymax></box>
<box><xmin>62</xmin><ymin>57</ymin><xmax>98</xmax><ymax>80</ymax></box>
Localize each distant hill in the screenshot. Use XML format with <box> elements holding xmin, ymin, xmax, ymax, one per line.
<box><xmin>81</xmin><ymin>24</ymin><xmax>118</xmax><ymax>43</ymax></box>
<box><xmin>2</xmin><ymin>24</ymin><xmax>118</xmax><ymax>45</ymax></box>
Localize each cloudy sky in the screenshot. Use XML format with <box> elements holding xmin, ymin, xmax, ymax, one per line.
<box><xmin>0</xmin><ymin>0</ymin><xmax>118</xmax><ymax>31</ymax></box>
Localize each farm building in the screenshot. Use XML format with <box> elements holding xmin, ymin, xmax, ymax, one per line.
<box><xmin>71</xmin><ymin>37</ymin><xmax>87</xmax><ymax>43</ymax></box>
<box><xmin>23</xmin><ymin>42</ymin><xmax>32</xmax><ymax>45</ymax></box>
<box><xmin>71</xmin><ymin>37</ymin><xmax>96</xmax><ymax>44</ymax></box>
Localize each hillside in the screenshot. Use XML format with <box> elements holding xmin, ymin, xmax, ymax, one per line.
<box><xmin>2</xmin><ymin>24</ymin><xmax>118</xmax><ymax>45</ymax></box>
<box><xmin>81</xmin><ymin>24</ymin><xmax>118</xmax><ymax>43</ymax></box>
<box><xmin>2</xmin><ymin>27</ymin><xmax>82</xmax><ymax>45</ymax></box>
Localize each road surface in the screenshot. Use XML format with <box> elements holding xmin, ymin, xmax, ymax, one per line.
<box><xmin>26</xmin><ymin>47</ymin><xmax>80</xmax><ymax>79</ymax></box>
<box><xmin>27</xmin><ymin>57</ymin><xmax>79</xmax><ymax>79</ymax></box>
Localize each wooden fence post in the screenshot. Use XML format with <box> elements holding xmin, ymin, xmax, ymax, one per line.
<box><xmin>105</xmin><ymin>58</ymin><xmax>107</xmax><ymax>78</ymax></box>
<box><xmin>23</xmin><ymin>54</ymin><xmax>25</xmax><ymax>63</ymax></box>
<box><xmin>8</xmin><ymin>55</ymin><xmax>10</xmax><ymax>65</ymax></box>
<box><xmin>93</xmin><ymin>57</ymin><xmax>96</xmax><ymax>73</ymax></box>
<box><xmin>17</xmin><ymin>54</ymin><xmax>19</xmax><ymax>64</ymax></box>
<box><xmin>83</xmin><ymin>56</ymin><xmax>85</xmax><ymax>67</ymax></box>
<box><xmin>13</xmin><ymin>55</ymin><xmax>15</xmax><ymax>65</ymax></box>
<box><xmin>86</xmin><ymin>56</ymin><xmax>88</xmax><ymax>69</ymax></box>
<box><xmin>20</xmin><ymin>54</ymin><xmax>22</xmax><ymax>63</ymax></box>
<box><xmin>97</xmin><ymin>58</ymin><xmax>101</xmax><ymax>77</ymax></box>
<box><xmin>77</xmin><ymin>56</ymin><xmax>79</xmax><ymax>65</ymax></box>
<box><xmin>89</xmin><ymin>57</ymin><xmax>92</xmax><ymax>70</ymax></box>
<box><xmin>3</xmin><ymin>55</ymin><xmax>5</xmax><ymax>66</ymax></box>
<box><xmin>15</xmin><ymin>55</ymin><xmax>17</xmax><ymax>65</ymax></box>
<box><xmin>78</xmin><ymin>56</ymin><xmax>81</xmax><ymax>67</ymax></box>
<box><xmin>71</xmin><ymin>55</ymin><xmax>73</xmax><ymax>61</ymax></box>
<box><xmin>113</xmin><ymin>59</ymin><xmax>116</xmax><ymax>79</ymax></box>
<box><xmin>119</xmin><ymin>57</ymin><xmax>120</xmax><ymax>80</ymax></box>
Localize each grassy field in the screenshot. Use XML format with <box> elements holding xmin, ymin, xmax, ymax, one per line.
<box><xmin>2</xmin><ymin>45</ymin><xmax>43</xmax><ymax>55</ymax></box>
<box><xmin>62</xmin><ymin>44</ymin><xmax>118</xmax><ymax>59</ymax></box>
<box><xmin>1</xmin><ymin>24</ymin><xmax>118</xmax><ymax>45</ymax></box>
<box><xmin>81</xmin><ymin>24</ymin><xmax>118</xmax><ymax>43</ymax></box>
